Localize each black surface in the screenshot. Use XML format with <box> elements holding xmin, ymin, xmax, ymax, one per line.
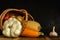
<box><xmin>0</xmin><ymin>0</ymin><xmax>60</xmax><ymax>36</ymax></box>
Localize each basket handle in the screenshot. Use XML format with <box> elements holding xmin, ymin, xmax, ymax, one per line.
<box><xmin>19</xmin><ymin>9</ymin><xmax>34</xmax><ymax>21</ymax></box>
<box><xmin>1</xmin><ymin>9</ymin><xmax>34</xmax><ymax>21</ymax></box>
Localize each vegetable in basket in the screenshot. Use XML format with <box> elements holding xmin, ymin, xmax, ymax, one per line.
<box><xmin>3</xmin><ymin>17</ymin><xmax>22</xmax><ymax>37</ymax></box>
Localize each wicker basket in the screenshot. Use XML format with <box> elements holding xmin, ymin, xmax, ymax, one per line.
<box><xmin>0</xmin><ymin>8</ymin><xmax>34</xmax><ymax>30</ymax></box>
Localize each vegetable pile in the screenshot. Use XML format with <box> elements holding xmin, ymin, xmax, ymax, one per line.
<box><xmin>0</xmin><ymin>9</ymin><xmax>44</xmax><ymax>37</ymax></box>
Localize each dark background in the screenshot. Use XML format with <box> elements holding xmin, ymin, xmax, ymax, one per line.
<box><xmin>0</xmin><ymin>0</ymin><xmax>60</xmax><ymax>36</ymax></box>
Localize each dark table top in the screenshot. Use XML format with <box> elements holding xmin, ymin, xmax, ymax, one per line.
<box><xmin>0</xmin><ymin>35</ymin><xmax>60</xmax><ymax>40</ymax></box>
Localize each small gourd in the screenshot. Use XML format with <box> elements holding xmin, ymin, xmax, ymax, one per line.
<box><xmin>49</xmin><ymin>26</ymin><xmax>58</xmax><ymax>36</ymax></box>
